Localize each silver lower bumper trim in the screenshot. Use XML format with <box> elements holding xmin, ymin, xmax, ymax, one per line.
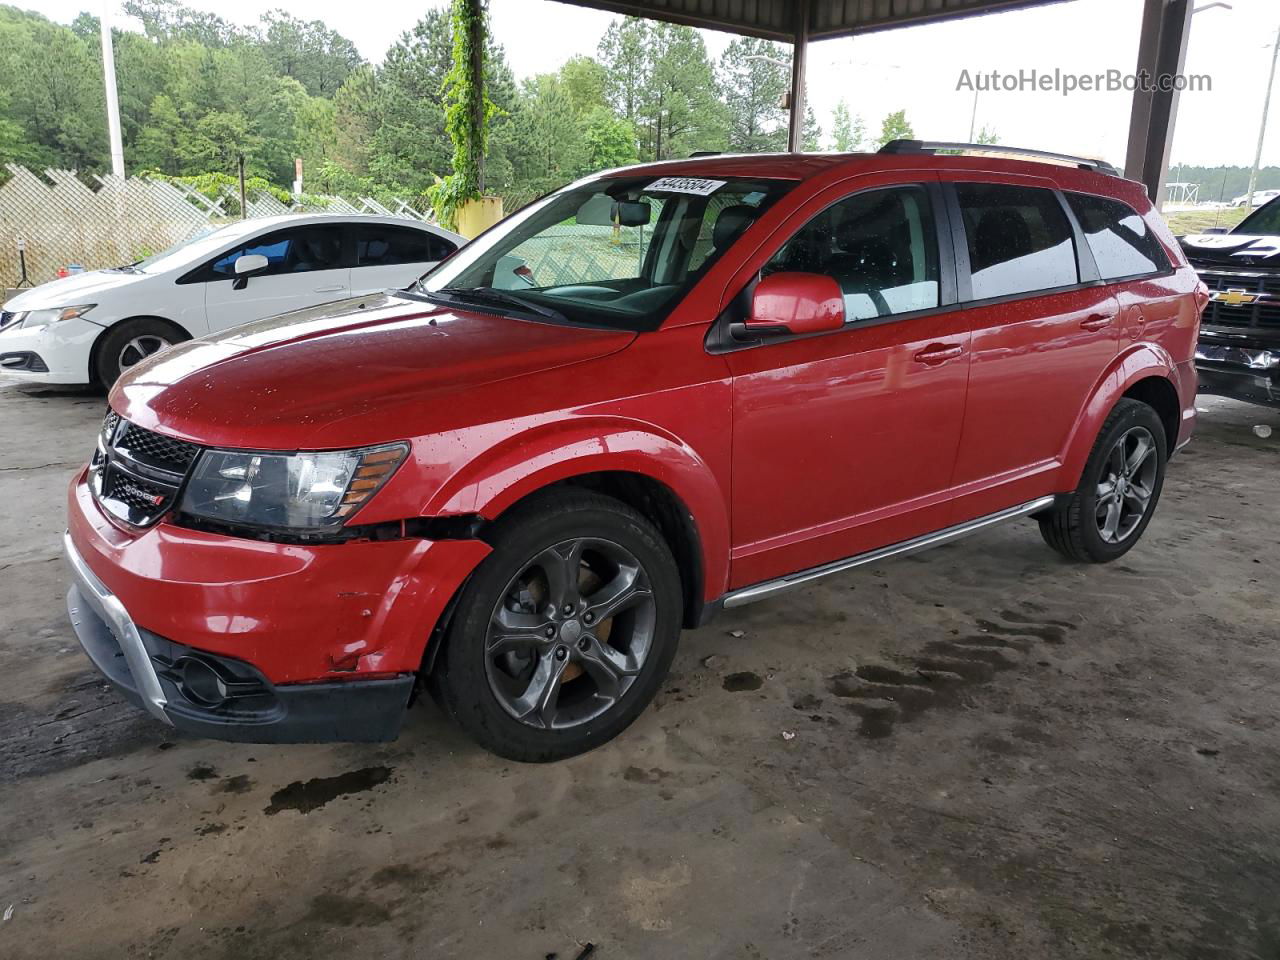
<box><xmin>63</xmin><ymin>531</ymin><xmax>172</xmax><ymax>724</ymax></box>
<box><xmin>722</xmin><ymin>496</ymin><xmax>1057</xmax><ymax>609</ymax></box>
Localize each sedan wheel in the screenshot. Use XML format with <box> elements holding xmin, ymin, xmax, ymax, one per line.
<box><xmin>118</xmin><ymin>334</ymin><xmax>170</xmax><ymax>373</ymax></box>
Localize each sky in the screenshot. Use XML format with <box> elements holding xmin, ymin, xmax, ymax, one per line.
<box><xmin>31</xmin><ymin>0</ymin><xmax>1280</xmax><ymax>175</ymax></box>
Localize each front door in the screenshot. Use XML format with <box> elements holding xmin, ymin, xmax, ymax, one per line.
<box><xmin>202</xmin><ymin>223</ymin><xmax>350</xmax><ymax>333</ymax></box>
<box><xmin>726</xmin><ymin>178</ymin><xmax>972</xmax><ymax>590</ymax></box>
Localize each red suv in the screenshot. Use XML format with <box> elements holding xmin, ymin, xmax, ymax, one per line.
<box><xmin>65</xmin><ymin>142</ymin><xmax>1206</xmax><ymax>761</ymax></box>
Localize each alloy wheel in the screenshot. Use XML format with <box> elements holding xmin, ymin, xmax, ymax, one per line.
<box><xmin>118</xmin><ymin>334</ymin><xmax>171</xmax><ymax>372</ymax></box>
<box><xmin>484</xmin><ymin>537</ymin><xmax>656</xmax><ymax>730</ymax></box>
<box><xmin>1094</xmin><ymin>425</ymin><xmax>1158</xmax><ymax>544</ymax></box>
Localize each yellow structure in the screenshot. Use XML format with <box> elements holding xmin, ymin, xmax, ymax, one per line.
<box><xmin>456</xmin><ymin>196</ymin><xmax>504</xmax><ymax>239</ymax></box>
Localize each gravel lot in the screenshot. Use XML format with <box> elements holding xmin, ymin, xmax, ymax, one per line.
<box><xmin>1</xmin><ymin>379</ymin><xmax>1277</xmax><ymax>960</ymax></box>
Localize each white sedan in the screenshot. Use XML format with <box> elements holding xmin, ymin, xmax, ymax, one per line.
<box><xmin>0</xmin><ymin>214</ymin><xmax>463</xmax><ymax>385</ymax></box>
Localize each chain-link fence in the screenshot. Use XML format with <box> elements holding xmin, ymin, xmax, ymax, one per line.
<box><xmin>0</xmin><ymin>165</ymin><xmax>433</xmax><ymax>287</ymax></box>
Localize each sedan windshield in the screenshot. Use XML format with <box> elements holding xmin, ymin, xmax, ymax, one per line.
<box><xmin>420</xmin><ymin>175</ymin><xmax>794</xmax><ymax>331</ymax></box>
<box><xmin>1235</xmin><ymin>197</ymin><xmax>1280</xmax><ymax>236</ymax></box>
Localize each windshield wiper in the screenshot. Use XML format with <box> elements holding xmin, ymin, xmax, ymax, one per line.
<box><xmin>435</xmin><ymin>287</ymin><xmax>569</xmax><ymax>324</ymax></box>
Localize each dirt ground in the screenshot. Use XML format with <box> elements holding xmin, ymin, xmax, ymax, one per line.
<box><xmin>1</xmin><ymin>378</ymin><xmax>1278</xmax><ymax>960</ymax></box>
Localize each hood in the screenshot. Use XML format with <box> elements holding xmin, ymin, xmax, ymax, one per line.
<box><xmin>1180</xmin><ymin>233</ymin><xmax>1280</xmax><ymax>267</ymax></box>
<box><xmin>3</xmin><ymin>269</ymin><xmax>149</xmax><ymax>311</ymax></box>
<box><xmin>112</xmin><ymin>293</ymin><xmax>636</xmax><ymax>450</ymax></box>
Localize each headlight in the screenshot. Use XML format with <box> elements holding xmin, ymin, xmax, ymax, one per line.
<box><xmin>20</xmin><ymin>304</ymin><xmax>96</xmax><ymax>329</ymax></box>
<box><xmin>179</xmin><ymin>443</ymin><xmax>408</xmax><ymax>530</ymax></box>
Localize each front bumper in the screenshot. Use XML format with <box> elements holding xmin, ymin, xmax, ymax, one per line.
<box><xmin>0</xmin><ymin>317</ymin><xmax>103</xmax><ymax>384</ymax></box>
<box><xmin>1195</xmin><ymin>337</ymin><xmax>1280</xmax><ymax>409</ymax></box>
<box><xmin>65</xmin><ymin>470</ymin><xmax>491</xmax><ymax>742</ymax></box>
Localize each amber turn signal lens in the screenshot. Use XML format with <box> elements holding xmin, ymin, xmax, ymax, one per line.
<box><xmin>333</xmin><ymin>444</ymin><xmax>409</xmax><ymax>518</ymax></box>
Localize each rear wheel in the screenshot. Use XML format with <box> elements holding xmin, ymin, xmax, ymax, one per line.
<box><xmin>1039</xmin><ymin>398</ymin><xmax>1167</xmax><ymax>563</ymax></box>
<box><xmin>431</xmin><ymin>489</ymin><xmax>682</xmax><ymax>762</ymax></box>
<box><xmin>94</xmin><ymin>318</ymin><xmax>187</xmax><ymax>386</ymax></box>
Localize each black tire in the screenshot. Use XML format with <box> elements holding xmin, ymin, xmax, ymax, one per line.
<box><xmin>94</xmin><ymin>318</ymin><xmax>187</xmax><ymax>386</ymax></box>
<box><xmin>1039</xmin><ymin>398</ymin><xmax>1167</xmax><ymax>563</ymax></box>
<box><xmin>431</xmin><ymin>489</ymin><xmax>682</xmax><ymax>762</ymax></box>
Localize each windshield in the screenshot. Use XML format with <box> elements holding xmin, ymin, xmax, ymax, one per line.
<box><xmin>133</xmin><ymin>221</ymin><xmax>267</xmax><ymax>275</ymax></box>
<box><xmin>1235</xmin><ymin>197</ymin><xmax>1280</xmax><ymax>236</ymax></box>
<box><xmin>420</xmin><ymin>175</ymin><xmax>794</xmax><ymax>331</ymax></box>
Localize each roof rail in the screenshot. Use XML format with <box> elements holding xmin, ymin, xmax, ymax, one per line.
<box><xmin>879</xmin><ymin>139</ymin><xmax>1120</xmax><ymax>177</ymax></box>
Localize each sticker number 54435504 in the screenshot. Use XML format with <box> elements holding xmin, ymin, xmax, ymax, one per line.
<box><xmin>646</xmin><ymin>177</ymin><xmax>726</xmax><ymax>196</ymax></box>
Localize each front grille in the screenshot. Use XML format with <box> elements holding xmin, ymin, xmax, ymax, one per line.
<box><xmin>91</xmin><ymin>411</ymin><xmax>202</xmax><ymax>527</ymax></box>
<box><xmin>1194</xmin><ymin>267</ymin><xmax>1280</xmax><ymax>330</ymax></box>
<box><xmin>117</xmin><ymin>423</ymin><xmax>199</xmax><ymax>472</ymax></box>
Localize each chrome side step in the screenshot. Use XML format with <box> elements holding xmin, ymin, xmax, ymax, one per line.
<box><xmin>721</xmin><ymin>496</ymin><xmax>1056</xmax><ymax>609</ymax></box>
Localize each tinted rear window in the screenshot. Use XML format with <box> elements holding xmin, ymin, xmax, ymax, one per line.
<box><xmin>956</xmin><ymin>183</ymin><xmax>1078</xmax><ymax>301</ymax></box>
<box><xmin>1065</xmin><ymin>192</ymin><xmax>1170</xmax><ymax>280</ymax></box>
<box><xmin>356</xmin><ymin>225</ymin><xmax>455</xmax><ymax>266</ymax></box>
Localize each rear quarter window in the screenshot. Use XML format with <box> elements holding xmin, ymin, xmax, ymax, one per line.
<box><xmin>956</xmin><ymin>183</ymin><xmax>1079</xmax><ymax>301</ymax></box>
<box><xmin>1065</xmin><ymin>192</ymin><xmax>1171</xmax><ymax>280</ymax></box>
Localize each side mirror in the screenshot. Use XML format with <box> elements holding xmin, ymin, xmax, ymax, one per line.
<box><xmin>743</xmin><ymin>272</ymin><xmax>845</xmax><ymax>337</ymax></box>
<box><xmin>232</xmin><ymin>253</ymin><xmax>269</xmax><ymax>290</ymax></box>
<box><xmin>234</xmin><ymin>253</ymin><xmax>268</xmax><ymax>275</ymax></box>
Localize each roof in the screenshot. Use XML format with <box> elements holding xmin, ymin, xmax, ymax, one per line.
<box><xmin>552</xmin><ymin>0</ymin><xmax>1073</xmax><ymax>41</ymax></box>
<box><xmin>599</xmin><ymin>150</ymin><xmax>1150</xmax><ymax>206</ymax></box>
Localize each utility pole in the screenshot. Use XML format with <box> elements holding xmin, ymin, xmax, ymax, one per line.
<box><xmin>1246</xmin><ymin>23</ymin><xmax>1280</xmax><ymax>209</ymax></box>
<box><xmin>968</xmin><ymin>89</ymin><xmax>980</xmax><ymax>142</ymax></box>
<box><xmin>100</xmin><ymin>0</ymin><xmax>125</xmax><ymax>179</ymax></box>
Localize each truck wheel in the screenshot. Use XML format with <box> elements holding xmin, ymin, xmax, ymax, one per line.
<box><xmin>431</xmin><ymin>489</ymin><xmax>682</xmax><ymax>762</ymax></box>
<box><xmin>94</xmin><ymin>318</ymin><xmax>187</xmax><ymax>387</ymax></box>
<box><xmin>1039</xmin><ymin>398</ymin><xmax>1167</xmax><ymax>563</ymax></box>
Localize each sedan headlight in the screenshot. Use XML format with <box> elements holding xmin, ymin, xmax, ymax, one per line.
<box><xmin>179</xmin><ymin>444</ymin><xmax>409</xmax><ymax>530</ymax></box>
<box><xmin>20</xmin><ymin>304</ymin><xmax>96</xmax><ymax>329</ymax></box>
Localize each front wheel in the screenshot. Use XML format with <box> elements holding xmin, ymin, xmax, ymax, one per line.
<box><xmin>94</xmin><ymin>318</ymin><xmax>187</xmax><ymax>387</ymax></box>
<box><xmin>430</xmin><ymin>489</ymin><xmax>683</xmax><ymax>762</ymax></box>
<box><xmin>1039</xmin><ymin>398</ymin><xmax>1167</xmax><ymax>563</ymax></box>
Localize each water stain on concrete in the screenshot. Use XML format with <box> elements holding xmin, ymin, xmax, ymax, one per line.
<box><xmin>264</xmin><ymin>766</ymin><xmax>393</xmax><ymax>816</ymax></box>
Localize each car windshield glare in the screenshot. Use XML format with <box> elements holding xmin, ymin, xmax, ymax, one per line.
<box><xmin>421</xmin><ymin>175</ymin><xmax>793</xmax><ymax>331</ymax></box>
<box><xmin>134</xmin><ymin>222</ymin><xmax>265</xmax><ymax>275</ymax></box>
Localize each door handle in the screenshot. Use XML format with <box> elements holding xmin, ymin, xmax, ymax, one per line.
<box><xmin>913</xmin><ymin>343</ymin><xmax>963</xmax><ymax>365</ymax></box>
<box><xmin>314</xmin><ymin>285</ymin><xmax>346</xmax><ymax>293</ymax></box>
<box><xmin>1080</xmin><ymin>313</ymin><xmax>1114</xmax><ymax>331</ymax></box>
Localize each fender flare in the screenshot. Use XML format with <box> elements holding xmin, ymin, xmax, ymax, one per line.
<box><xmin>1059</xmin><ymin>342</ymin><xmax>1179</xmax><ymax>487</ymax></box>
<box><xmin>423</xmin><ymin>416</ymin><xmax>732</xmax><ymax>601</ymax></box>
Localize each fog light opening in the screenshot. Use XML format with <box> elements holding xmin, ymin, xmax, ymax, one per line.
<box><xmin>177</xmin><ymin>657</ymin><xmax>229</xmax><ymax>707</ymax></box>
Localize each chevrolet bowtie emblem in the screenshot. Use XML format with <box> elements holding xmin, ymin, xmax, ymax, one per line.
<box><xmin>1212</xmin><ymin>288</ymin><xmax>1261</xmax><ymax>306</ymax></box>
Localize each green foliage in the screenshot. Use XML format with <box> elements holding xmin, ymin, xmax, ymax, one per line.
<box><xmin>976</xmin><ymin>126</ymin><xmax>1000</xmax><ymax>145</ymax></box>
<box><xmin>599</xmin><ymin>17</ymin><xmax>726</xmax><ymax>160</ymax></box>
<box><xmin>429</xmin><ymin>0</ymin><xmax>498</xmax><ymax>228</ymax></box>
<box><xmin>717</xmin><ymin>37</ymin><xmax>788</xmax><ymax>153</ymax></box>
<box><xmin>877</xmin><ymin>109</ymin><xmax>915</xmax><ymax>148</ymax></box>
<box><xmin>831</xmin><ymin>100</ymin><xmax>865</xmax><ymax>152</ymax></box>
<box><xmin>0</xmin><ymin>5</ymin><xmax>963</xmax><ymax>221</ymax></box>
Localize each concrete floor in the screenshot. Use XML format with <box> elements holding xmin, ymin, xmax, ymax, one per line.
<box><xmin>1</xmin><ymin>379</ymin><xmax>1278</xmax><ymax>960</ymax></box>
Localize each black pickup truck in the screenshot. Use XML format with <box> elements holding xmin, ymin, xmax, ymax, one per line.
<box><xmin>1182</xmin><ymin>199</ymin><xmax>1280</xmax><ymax>408</ymax></box>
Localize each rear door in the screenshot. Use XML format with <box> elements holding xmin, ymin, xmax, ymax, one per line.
<box><xmin>351</xmin><ymin>223</ymin><xmax>457</xmax><ymax>295</ymax></box>
<box><xmin>723</xmin><ymin>173</ymin><xmax>973</xmax><ymax>589</ymax></box>
<box><xmin>940</xmin><ymin>176</ymin><xmax>1119</xmax><ymax>521</ymax></box>
<box><xmin>201</xmin><ymin>223</ymin><xmax>350</xmax><ymax>332</ymax></box>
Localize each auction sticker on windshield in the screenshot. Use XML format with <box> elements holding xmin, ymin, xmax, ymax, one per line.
<box><xmin>646</xmin><ymin>177</ymin><xmax>726</xmax><ymax>196</ymax></box>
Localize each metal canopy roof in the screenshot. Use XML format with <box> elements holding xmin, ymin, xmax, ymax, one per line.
<box><xmin>553</xmin><ymin>0</ymin><xmax>1071</xmax><ymax>42</ymax></box>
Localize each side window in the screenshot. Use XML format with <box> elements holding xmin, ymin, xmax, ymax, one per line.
<box><xmin>208</xmin><ymin>226</ymin><xmax>344</xmax><ymax>280</ymax></box>
<box><xmin>763</xmin><ymin>185</ymin><xmax>940</xmax><ymax>322</ymax></box>
<box><xmin>356</xmin><ymin>225</ymin><xmax>453</xmax><ymax>267</ymax></box>
<box><xmin>1065</xmin><ymin>192</ymin><xmax>1171</xmax><ymax>280</ymax></box>
<box><xmin>956</xmin><ymin>183</ymin><xmax>1078</xmax><ymax>300</ymax></box>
